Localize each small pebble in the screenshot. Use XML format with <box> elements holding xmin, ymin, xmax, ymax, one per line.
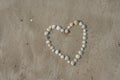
<box><xmin>118</xmin><ymin>43</ymin><xmax>120</xmax><ymax>47</ymax></box>
<box><xmin>30</xmin><ymin>19</ymin><xmax>33</xmax><ymax>22</ymax></box>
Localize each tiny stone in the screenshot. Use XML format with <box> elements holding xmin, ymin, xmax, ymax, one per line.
<box><xmin>118</xmin><ymin>43</ymin><xmax>120</xmax><ymax>47</ymax></box>
<box><xmin>30</xmin><ymin>19</ymin><xmax>33</xmax><ymax>22</ymax></box>
<box><xmin>50</xmin><ymin>46</ymin><xmax>54</xmax><ymax>49</ymax></box>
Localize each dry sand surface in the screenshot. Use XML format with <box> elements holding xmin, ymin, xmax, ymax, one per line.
<box><xmin>0</xmin><ymin>0</ymin><xmax>120</xmax><ymax>80</ymax></box>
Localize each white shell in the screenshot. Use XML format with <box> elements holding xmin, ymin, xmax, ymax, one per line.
<box><xmin>65</xmin><ymin>56</ymin><xmax>70</xmax><ymax>60</ymax></box>
<box><xmin>81</xmin><ymin>48</ymin><xmax>84</xmax><ymax>51</ymax></box>
<box><xmin>65</xmin><ymin>29</ymin><xmax>69</xmax><ymax>33</ymax></box>
<box><xmin>83</xmin><ymin>29</ymin><xmax>87</xmax><ymax>32</ymax></box>
<box><xmin>82</xmin><ymin>40</ymin><xmax>86</xmax><ymax>44</ymax></box>
<box><xmin>67</xmin><ymin>26</ymin><xmax>71</xmax><ymax>29</ymax></box>
<box><xmin>52</xmin><ymin>49</ymin><xmax>55</xmax><ymax>52</ymax></box>
<box><xmin>50</xmin><ymin>46</ymin><xmax>54</xmax><ymax>49</ymax></box>
<box><xmin>70</xmin><ymin>22</ymin><xmax>74</xmax><ymax>26</ymax></box>
<box><xmin>30</xmin><ymin>19</ymin><xmax>33</xmax><ymax>22</ymax></box>
<box><xmin>55</xmin><ymin>50</ymin><xmax>59</xmax><ymax>54</ymax></box>
<box><xmin>60</xmin><ymin>29</ymin><xmax>64</xmax><ymax>32</ymax></box>
<box><xmin>78</xmin><ymin>51</ymin><xmax>82</xmax><ymax>55</ymax></box>
<box><xmin>74</xmin><ymin>59</ymin><xmax>78</xmax><ymax>62</ymax></box>
<box><xmin>56</xmin><ymin>26</ymin><xmax>61</xmax><ymax>30</ymax></box>
<box><xmin>58</xmin><ymin>53</ymin><xmax>62</xmax><ymax>56</ymax></box>
<box><xmin>48</xmin><ymin>44</ymin><xmax>51</xmax><ymax>47</ymax></box>
<box><xmin>81</xmin><ymin>24</ymin><xmax>86</xmax><ymax>29</ymax></box>
<box><xmin>47</xmin><ymin>28</ymin><xmax>50</xmax><ymax>31</ymax></box>
<box><xmin>67</xmin><ymin>60</ymin><xmax>70</xmax><ymax>63</ymax></box>
<box><xmin>74</xmin><ymin>20</ymin><xmax>79</xmax><ymax>25</ymax></box>
<box><xmin>83</xmin><ymin>36</ymin><xmax>87</xmax><ymax>40</ymax></box>
<box><xmin>83</xmin><ymin>32</ymin><xmax>87</xmax><ymax>36</ymax></box>
<box><xmin>79</xmin><ymin>21</ymin><xmax>83</xmax><ymax>26</ymax></box>
<box><xmin>46</xmin><ymin>40</ymin><xmax>50</xmax><ymax>44</ymax></box>
<box><xmin>75</xmin><ymin>54</ymin><xmax>81</xmax><ymax>59</ymax></box>
<box><xmin>82</xmin><ymin>44</ymin><xmax>86</xmax><ymax>48</ymax></box>
<box><xmin>52</xmin><ymin>25</ymin><xmax>56</xmax><ymax>29</ymax></box>
<box><xmin>60</xmin><ymin>55</ymin><xmax>64</xmax><ymax>59</ymax></box>
<box><xmin>44</xmin><ymin>31</ymin><xmax>49</xmax><ymax>36</ymax></box>
<box><xmin>71</xmin><ymin>61</ymin><xmax>75</xmax><ymax>66</ymax></box>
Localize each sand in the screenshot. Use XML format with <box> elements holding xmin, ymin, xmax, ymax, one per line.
<box><xmin>0</xmin><ymin>0</ymin><xmax>120</xmax><ymax>80</ymax></box>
